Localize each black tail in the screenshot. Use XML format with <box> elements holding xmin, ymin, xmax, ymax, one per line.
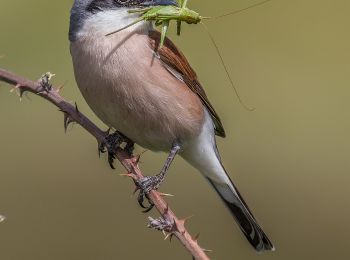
<box><xmin>206</xmin><ymin>174</ymin><xmax>274</xmax><ymax>252</ymax></box>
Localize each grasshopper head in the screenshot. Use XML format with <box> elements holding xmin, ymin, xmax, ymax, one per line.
<box><xmin>182</xmin><ymin>8</ymin><xmax>201</xmax><ymax>24</ymax></box>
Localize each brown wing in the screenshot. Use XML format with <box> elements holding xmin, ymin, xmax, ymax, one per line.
<box><xmin>148</xmin><ymin>30</ymin><xmax>226</xmax><ymax>138</ymax></box>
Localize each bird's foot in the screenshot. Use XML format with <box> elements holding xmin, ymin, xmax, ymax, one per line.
<box><xmin>99</xmin><ymin>131</ymin><xmax>135</xmax><ymax>169</ymax></box>
<box><xmin>136</xmin><ymin>172</ymin><xmax>166</xmax><ymax>212</ymax></box>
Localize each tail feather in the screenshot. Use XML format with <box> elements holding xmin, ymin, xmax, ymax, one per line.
<box><xmin>181</xmin><ymin>109</ymin><xmax>274</xmax><ymax>252</ymax></box>
<box><xmin>206</xmin><ymin>176</ymin><xmax>275</xmax><ymax>252</ymax></box>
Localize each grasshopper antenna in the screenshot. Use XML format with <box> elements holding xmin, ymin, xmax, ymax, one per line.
<box><xmin>201</xmin><ymin>22</ymin><xmax>255</xmax><ymax>111</ymax></box>
<box><xmin>106</xmin><ymin>17</ymin><xmax>144</xmax><ymax>36</ymax></box>
<box><xmin>207</xmin><ymin>0</ymin><xmax>273</xmax><ymax>20</ymax></box>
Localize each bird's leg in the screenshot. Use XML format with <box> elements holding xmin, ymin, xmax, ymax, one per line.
<box><xmin>136</xmin><ymin>142</ymin><xmax>181</xmax><ymax>212</ymax></box>
<box><xmin>99</xmin><ymin>131</ymin><xmax>135</xmax><ymax>169</ymax></box>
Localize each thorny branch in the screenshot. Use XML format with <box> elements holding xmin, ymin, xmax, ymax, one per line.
<box><xmin>0</xmin><ymin>68</ymin><xmax>210</xmax><ymax>260</ymax></box>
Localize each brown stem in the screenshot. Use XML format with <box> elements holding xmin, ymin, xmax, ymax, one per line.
<box><xmin>0</xmin><ymin>68</ymin><xmax>210</xmax><ymax>260</ymax></box>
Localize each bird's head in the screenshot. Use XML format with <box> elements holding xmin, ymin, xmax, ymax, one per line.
<box><xmin>70</xmin><ymin>0</ymin><xmax>178</xmax><ymax>41</ymax></box>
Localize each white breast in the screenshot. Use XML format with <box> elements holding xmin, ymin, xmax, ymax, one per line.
<box><xmin>70</xmin><ymin>9</ymin><xmax>204</xmax><ymax>151</ymax></box>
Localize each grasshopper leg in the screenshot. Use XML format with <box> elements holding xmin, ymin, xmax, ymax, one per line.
<box><xmin>106</xmin><ymin>17</ymin><xmax>144</xmax><ymax>36</ymax></box>
<box><xmin>176</xmin><ymin>20</ymin><xmax>182</xmax><ymax>35</ymax></box>
<box><xmin>159</xmin><ymin>20</ymin><xmax>170</xmax><ymax>48</ymax></box>
<box><xmin>128</xmin><ymin>7</ymin><xmax>151</xmax><ymax>14</ymax></box>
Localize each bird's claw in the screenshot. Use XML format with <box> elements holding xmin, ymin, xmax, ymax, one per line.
<box><xmin>138</xmin><ymin>191</ymin><xmax>155</xmax><ymax>213</ymax></box>
<box><xmin>99</xmin><ymin>132</ymin><xmax>134</xmax><ymax>169</ymax></box>
<box><xmin>136</xmin><ymin>173</ymin><xmax>165</xmax><ymax>212</ymax></box>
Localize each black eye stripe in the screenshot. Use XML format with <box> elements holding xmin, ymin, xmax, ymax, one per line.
<box><xmin>87</xmin><ymin>0</ymin><xmax>148</xmax><ymax>13</ymax></box>
<box><xmin>86</xmin><ymin>0</ymin><xmax>177</xmax><ymax>13</ymax></box>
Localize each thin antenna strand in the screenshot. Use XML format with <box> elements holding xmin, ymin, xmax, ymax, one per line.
<box><xmin>209</xmin><ymin>0</ymin><xmax>273</xmax><ymax>20</ymax></box>
<box><xmin>201</xmin><ymin>22</ymin><xmax>255</xmax><ymax>111</ymax></box>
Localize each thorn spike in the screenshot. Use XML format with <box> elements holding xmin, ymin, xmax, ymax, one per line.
<box><xmin>64</xmin><ymin>113</ymin><xmax>69</xmax><ymax>132</ymax></box>
<box><xmin>134</xmin><ymin>154</ymin><xmax>141</xmax><ymax>164</ymax></box>
<box><xmin>179</xmin><ymin>215</ymin><xmax>194</xmax><ymax>226</ymax></box>
<box><xmin>192</xmin><ymin>233</ymin><xmax>200</xmax><ymax>242</ymax></box>
<box><xmin>75</xmin><ymin>102</ymin><xmax>79</xmax><ymax>113</ymax></box>
<box><xmin>56</xmin><ymin>82</ymin><xmax>66</xmax><ymax>93</ymax></box>
<box><xmin>63</xmin><ymin>113</ymin><xmax>75</xmax><ymax>132</ymax></box>
<box><xmin>163</xmin><ymin>204</ymin><xmax>170</xmax><ymax>215</ymax></box>
<box><xmin>164</xmin><ymin>233</ymin><xmax>172</xmax><ymax>241</ymax></box>
<box><xmin>104</xmin><ymin>128</ymin><xmax>111</xmax><ymax>136</ymax></box>
<box><xmin>157</xmin><ymin>192</ymin><xmax>174</xmax><ymax>198</ymax></box>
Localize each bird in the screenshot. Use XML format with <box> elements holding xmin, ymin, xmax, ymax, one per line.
<box><xmin>69</xmin><ymin>0</ymin><xmax>274</xmax><ymax>252</ymax></box>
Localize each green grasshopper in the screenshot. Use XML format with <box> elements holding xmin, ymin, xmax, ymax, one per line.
<box><xmin>106</xmin><ymin>0</ymin><xmax>205</xmax><ymax>48</ymax></box>
<box><xmin>106</xmin><ymin>0</ymin><xmax>273</xmax><ymax>48</ymax></box>
<box><xmin>106</xmin><ymin>0</ymin><xmax>273</xmax><ymax>111</ymax></box>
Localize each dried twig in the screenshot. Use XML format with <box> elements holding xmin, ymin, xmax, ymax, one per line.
<box><xmin>0</xmin><ymin>68</ymin><xmax>210</xmax><ymax>260</ymax></box>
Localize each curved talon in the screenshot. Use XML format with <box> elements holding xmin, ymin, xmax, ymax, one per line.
<box><xmin>142</xmin><ymin>204</ymin><xmax>155</xmax><ymax>213</ymax></box>
<box><xmin>136</xmin><ymin>174</ymin><xmax>165</xmax><ymax>212</ymax></box>
<box><xmin>134</xmin><ymin>143</ymin><xmax>180</xmax><ymax>212</ymax></box>
<box><xmin>108</xmin><ymin>153</ymin><xmax>116</xmax><ymax>169</ymax></box>
<box><xmin>137</xmin><ymin>191</ymin><xmax>155</xmax><ymax>212</ymax></box>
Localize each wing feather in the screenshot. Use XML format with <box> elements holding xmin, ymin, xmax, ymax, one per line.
<box><xmin>148</xmin><ymin>31</ymin><xmax>226</xmax><ymax>138</ymax></box>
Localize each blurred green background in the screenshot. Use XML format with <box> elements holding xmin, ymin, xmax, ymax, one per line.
<box><xmin>1</xmin><ymin>0</ymin><xmax>350</xmax><ymax>259</ymax></box>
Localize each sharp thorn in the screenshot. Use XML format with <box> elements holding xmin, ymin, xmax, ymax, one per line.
<box><xmin>98</xmin><ymin>143</ymin><xmax>102</xmax><ymax>158</ymax></box>
<box><xmin>75</xmin><ymin>102</ymin><xmax>80</xmax><ymax>113</ymax></box>
<box><xmin>63</xmin><ymin>113</ymin><xmax>75</xmax><ymax>133</ymax></box>
<box><xmin>202</xmin><ymin>248</ymin><xmax>213</xmax><ymax>253</ymax></box>
<box><xmin>0</xmin><ymin>215</ymin><xmax>6</xmax><ymax>223</ymax></box>
<box><xmin>10</xmin><ymin>84</ymin><xmax>25</xmax><ymax>100</ymax></box>
<box><xmin>119</xmin><ymin>172</ymin><xmax>134</xmax><ymax>178</ymax></box>
<box><xmin>64</xmin><ymin>113</ymin><xmax>69</xmax><ymax>132</ymax></box>
<box><xmin>10</xmin><ymin>84</ymin><xmax>21</xmax><ymax>93</ymax></box>
<box><xmin>178</xmin><ymin>215</ymin><xmax>194</xmax><ymax>226</ymax></box>
<box><xmin>192</xmin><ymin>233</ymin><xmax>200</xmax><ymax>242</ymax></box>
<box><xmin>56</xmin><ymin>81</ymin><xmax>67</xmax><ymax>93</ymax></box>
<box><xmin>172</xmin><ymin>221</ymin><xmax>180</xmax><ymax>233</ymax></box>
<box><xmin>104</xmin><ymin>128</ymin><xmax>111</xmax><ymax>136</ymax></box>
<box><xmin>163</xmin><ymin>204</ymin><xmax>170</xmax><ymax>215</ymax></box>
<box><xmin>157</xmin><ymin>192</ymin><xmax>174</xmax><ymax>198</ymax></box>
<box><xmin>19</xmin><ymin>89</ymin><xmax>25</xmax><ymax>98</ymax></box>
<box><xmin>133</xmin><ymin>150</ymin><xmax>147</xmax><ymax>164</ymax></box>
<box><xmin>134</xmin><ymin>154</ymin><xmax>141</xmax><ymax>164</ymax></box>
<box><xmin>172</xmin><ymin>219</ymin><xmax>187</xmax><ymax>235</ymax></box>
<box><xmin>164</xmin><ymin>233</ymin><xmax>173</xmax><ymax>241</ymax></box>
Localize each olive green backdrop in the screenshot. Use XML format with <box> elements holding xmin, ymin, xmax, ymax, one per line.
<box><xmin>1</xmin><ymin>0</ymin><xmax>349</xmax><ymax>259</ymax></box>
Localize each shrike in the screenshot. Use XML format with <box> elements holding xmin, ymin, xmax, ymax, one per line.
<box><xmin>69</xmin><ymin>0</ymin><xmax>274</xmax><ymax>252</ymax></box>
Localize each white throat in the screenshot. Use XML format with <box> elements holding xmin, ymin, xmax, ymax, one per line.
<box><xmin>76</xmin><ymin>8</ymin><xmax>152</xmax><ymax>39</ymax></box>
